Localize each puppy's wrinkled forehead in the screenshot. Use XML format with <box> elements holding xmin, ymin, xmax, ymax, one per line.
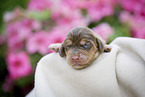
<box><xmin>66</xmin><ymin>27</ymin><xmax>95</xmax><ymax>41</ymax></box>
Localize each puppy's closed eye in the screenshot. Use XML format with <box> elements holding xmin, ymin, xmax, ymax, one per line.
<box><xmin>65</xmin><ymin>39</ymin><xmax>72</xmax><ymax>50</ymax></box>
<box><xmin>65</xmin><ymin>40</ymin><xmax>72</xmax><ymax>46</ymax></box>
<box><xmin>80</xmin><ymin>40</ymin><xmax>92</xmax><ymax>50</ymax></box>
<box><xmin>80</xmin><ymin>39</ymin><xmax>87</xmax><ymax>46</ymax></box>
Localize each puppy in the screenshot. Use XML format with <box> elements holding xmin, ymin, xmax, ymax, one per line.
<box><xmin>49</xmin><ymin>27</ymin><xmax>111</xmax><ymax>70</ymax></box>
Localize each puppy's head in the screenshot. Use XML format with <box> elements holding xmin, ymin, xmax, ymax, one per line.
<box><xmin>59</xmin><ymin>27</ymin><xmax>105</xmax><ymax>69</ymax></box>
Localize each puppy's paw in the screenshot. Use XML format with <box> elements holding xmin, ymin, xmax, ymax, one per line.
<box><xmin>48</xmin><ymin>43</ymin><xmax>62</xmax><ymax>52</ymax></box>
<box><xmin>104</xmin><ymin>45</ymin><xmax>111</xmax><ymax>52</ymax></box>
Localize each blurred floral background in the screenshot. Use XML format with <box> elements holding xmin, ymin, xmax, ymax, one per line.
<box><xmin>0</xmin><ymin>0</ymin><xmax>145</xmax><ymax>96</ymax></box>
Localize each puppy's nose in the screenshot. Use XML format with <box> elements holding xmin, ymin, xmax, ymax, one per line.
<box><xmin>72</xmin><ymin>56</ymin><xmax>79</xmax><ymax>61</ymax></box>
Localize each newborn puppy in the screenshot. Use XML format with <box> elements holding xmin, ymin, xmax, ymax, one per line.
<box><xmin>49</xmin><ymin>27</ymin><xmax>111</xmax><ymax>70</ymax></box>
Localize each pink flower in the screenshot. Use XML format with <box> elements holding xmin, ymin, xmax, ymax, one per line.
<box><xmin>61</xmin><ymin>0</ymin><xmax>77</xmax><ymax>8</ymax></box>
<box><xmin>131</xmin><ymin>16</ymin><xmax>145</xmax><ymax>39</ymax></box>
<box><xmin>119</xmin><ymin>11</ymin><xmax>145</xmax><ymax>29</ymax></box>
<box><xmin>120</xmin><ymin>0</ymin><xmax>136</xmax><ymax>12</ymax></box>
<box><xmin>86</xmin><ymin>0</ymin><xmax>114</xmax><ymax>22</ymax></box>
<box><xmin>26</xmin><ymin>32</ymin><xmax>50</xmax><ymax>55</ymax></box>
<box><xmin>8</xmin><ymin>37</ymin><xmax>24</xmax><ymax>51</ymax></box>
<box><xmin>50</xmin><ymin>0</ymin><xmax>115</xmax><ymax>23</ymax></box>
<box><xmin>7</xmin><ymin>52</ymin><xmax>32</xmax><ymax>80</ymax></box>
<box><xmin>49</xmin><ymin>28</ymin><xmax>66</xmax><ymax>43</ymax></box>
<box><xmin>43</xmin><ymin>27</ymin><xmax>67</xmax><ymax>53</ymax></box>
<box><xmin>7</xmin><ymin>19</ymin><xmax>41</xmax><ymax>40</ymax></box>
<box><xmin>51</xmin><ymin>3</ymin><xmax>87</xmax><ymax>29</ymax></box>
<box><xmin>4</xmin><ymin>8</ymin><xmax>22</xmax><ymax>23</ymax></box>
<box><xmin>6</xmin><ymin>19</ymin><xmax>41</xmax><ymax>51</ymax></box>
<box><xmin>131</xmin><ymin>15</ymin><xmax>145</xmax><ymax>30</ymax></box>
<box><xmin>119</xmin><ymin>0</ymin><xmax>145</xmax><ymax>16</ymax></box>
<box><xmin>119</xmin><ymin>11</ymin><xmax>134</xmax><ymax>25</ymax></box>
<box><xmin>93</xmin><ymin>23</ymin><xmax>114</xmax><ymax>41</ymax></box>
<box><xmin>51</xmin><ymin>2</ymin><xmax>87</xmax><ymax>25</ymax></box>
<box><xmin>62</xmin><ymin>0</ymin><xmax>117</xmax><ymax>9</ymax></box>
<box><xmin>132</xmin><ymin>28</ymin><xmax>145</xmax><ymax>39</ymax></box>
<box><xmin>28</xmin><ymin>0</ymin><xmax>52</xmax><ymax>11</ymax></box>
<box><xmin>119</xmin><ymin>11</ymin><xmax>145</xmax><ymax>39</ymax></box>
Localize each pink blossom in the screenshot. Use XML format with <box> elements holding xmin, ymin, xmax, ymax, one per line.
<box><xmin>132</xmin><ymin>28</ymin><xmax>145</xmax><ymax>39</ymax></box>
<box><xmin>119</xmin><ymin>11</ymin><xmax>145</xmax><ymax>39</ymax></box>
<box><xmin>119</xmin><ymin>11</ymin><xmax>145</xmax><ymax>28</ymax></box>
<box><xmin>54</xmin><ymin>14</ymin><xmax>87</xmax><ymax>28</ymax></box>
<box><xmin>60</xmin><ymin>0</ymin><xmax>93</xmax><ymax>9</ymax></box>
<box><xmin>62</xmin><ymin>0</ymin><xmax>117</xmax><ymax>9</ymax></box>
<box><xmin>28</xmin><ymin>0</ymin><xmax>52</xmax><ymax>11</ymax></box>
<box><xmin>4</xmin><ymin>12</ymin><xmax>16</xmax><ymax>23</ymax></box>
<box><xmin>26</xmin><ymin>32</ymin><xmax>50</xmax><ymax>55</ymax></box>
<box><xmin>119</xmin><ymin>0</ymin><xmax>145</xmax><ymax>16</ymax></box>
<box><xmin>86</xmin><ymin>0</ymin><xmax>114</xmax><ymax>22</ymax></box>
<box><xmin>46</xmin><ymin>27</ymin><xmax>66</xmax><ymax>53</ymax></box>
<box><xmin>93</xmin><ymin>23</ymin><xmax>114</xmax><ymax>41</ymax></box>
<box><xmin>8</xmin><ymin>36</ymin><xmax>24</xmax><ymax>51</ymax></box>
<box><xmin>4</xmin><ymin>8</ymin><xmax>22</xmax><ymax>23</ymax></box>
<box><xmin>6</xmin><ymin>21</ymin><xmax>24</xmax><ymax>50</ymax></box>
<box><xmin>119</xmin><ymin>0</ymin><xmax>137</xmax><ymax>12</ymax></box>
<box><xmin>51</xmin><ymin>3</ymin><xmax>87</xmax><ymax>28</ymax></box>
<box><xmin>131</xmin><ymin>16</ymin><xmax>145</xmax><ymax>39</ymax></box>
<box><xmin>131</xmin><ymin>15</ymin><xmax>145</xmax><ymax>30</ymax></box>
<box><xmin>54</xmin><ymin>0</ymin><xmax>115</xmax><ymax>23</ymax></box>
<box><xmin>6</xmin><ymin>19</ymin><xmax>41</xmax><ymax>40</ymax></box>
<box><xmin>45</xmin><ymin>0</ymin><xmax>88</xmax><ymax>27</ymax></box>
<box><xmin>48</xmin><ymin>28</ymin><xmax>66</xmax><ymax>43</ymax></box>
<box><xmin>7</xmin><ymin>52</ymin><xmax>32</xmax><ymax>80</ymax></box>
<box><xmin>6</xmin><ymin>19</ymin><xmax>41</xmax><ymax>51</ymax></box>
<box><xmin>59</xmin><ymin>0</ymin><xmax>88</xmax><ymax>9</ymax></box>
<box><xmin>119</xmin><ymin>11</ymin><xmax>134</xmax><ymax>25</ymax></box>
<box><xmin>61</xmin><ymin>0</ymin><xmax>77</xmax><ymax>8</ymax></box>
<box><xmin>48</xmin><ymin>27</ymin><xmax>67</xmax><ymax>52</ymax></box>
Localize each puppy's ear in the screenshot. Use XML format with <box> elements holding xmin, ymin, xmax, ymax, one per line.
<box><xmin>59</xmin><ymin>44</ymin><xmax>66</xmax><ymax>57</ymax></box>
<box><xmin>96</xmin><ymin>38</ymin><xmax>104</xmax><ymax>53</ymax></box>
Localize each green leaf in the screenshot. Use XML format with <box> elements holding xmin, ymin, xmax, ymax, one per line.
<box><xmin>29</xmin><ymin>53</ymin><xmax>43</xmax><ymax>68</ymax></box>
<box><xmin>107</xmin><ymin>24</ymin><xmax>131</xmax><ymax>43</ymax></box>
<box><xmin>28</xmin><ymin>10</ymin><xmax>50</xmax><ymax>21</ymax></box>
<box><xmin>15</xmin><ymin>74</ymin><xmax>34</xmax><ymax>87</ymax></box>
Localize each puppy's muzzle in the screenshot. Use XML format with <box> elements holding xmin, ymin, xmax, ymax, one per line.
<box><xmin>71</xmin><ymin>56</ymin><xmax>79</xmax><ymax>62</ymax></box>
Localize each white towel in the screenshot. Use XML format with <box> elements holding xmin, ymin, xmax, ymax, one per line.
<box><xmin>26</xmin><ymin>37</ymin><xmax>145</xmax><ymax>97</ymax></box>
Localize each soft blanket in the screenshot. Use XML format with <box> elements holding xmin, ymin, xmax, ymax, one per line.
<box><xmin>26</xmin><ymin>37</ymin><xmax>145</xmax><ymax>97</ymax></box>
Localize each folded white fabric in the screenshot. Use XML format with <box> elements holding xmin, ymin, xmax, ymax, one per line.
<box><xmin>26</xmin><ymin>37</ymin><xmax>145</xmax><ymax>97</ymax></box>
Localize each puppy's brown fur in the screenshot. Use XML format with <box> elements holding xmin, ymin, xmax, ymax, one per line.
<box><xmin>49</xmin><ymin>27</ymin><xmax>111</xmax><ymax>69</ymax></box>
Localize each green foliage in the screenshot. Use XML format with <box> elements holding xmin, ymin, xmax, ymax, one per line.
<box><xmin>0</xmin><ymin>0</ymin><xmax>29</xmax><ymax>32</ymax></box>
<box><xmin>108</xmin><ymin>24</ymin><xmax>131</xmax><ymax>43</ymax></box>
<box><xmin>29</xmin><ymin>53</ymin><xmax>43</xmax><ymax>68</ymax></box>
<box><xmin>28</xmin><ymin>10</ymin><xmax>51</xmax><ymax>21</ymax></box>
<box><xmin>0</xmin><ymin>44</ymin><xmax>7</xmax><ymax>77</ymax></box>
<box><xmin>15</xmin><ymin>74</ymin><xmax>34</xmax><ymax>87</ymax></box>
